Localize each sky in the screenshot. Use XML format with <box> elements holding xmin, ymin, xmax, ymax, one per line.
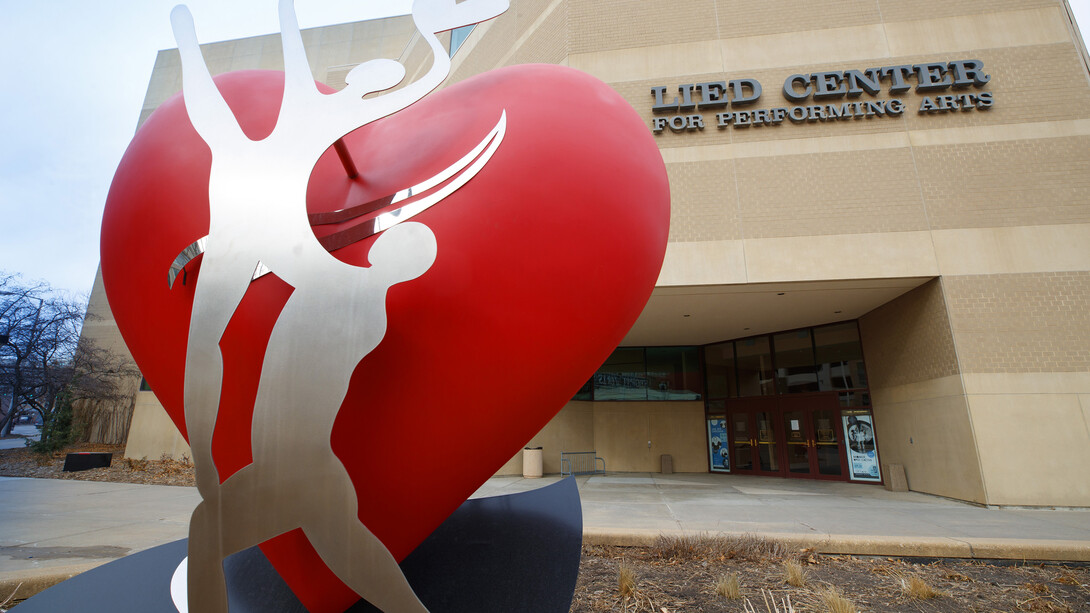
<box><xmin>0</xmin><ymin>0</ymin><xmax>412</xmax><ymax>297</ymax></box>
<box><xmin>1</xmin><ymin>0</ymin><xmax>1089</xmax><ymax>298</ymax></box>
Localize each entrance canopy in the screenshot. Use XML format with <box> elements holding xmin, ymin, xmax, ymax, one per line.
<box><xmin>624</xmin><ymin>277</ymin><xmax>933</xmax><ymax>346</ymax></box>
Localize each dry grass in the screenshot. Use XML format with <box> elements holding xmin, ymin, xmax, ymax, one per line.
<box><xmin>942</xmin><ymin>570</ymin><xmax>972</xmax><ymax>582</ymax></box>
<box><xmin>715</xmin><ymin>572</ymin><xmax>741</xmax><ymax>599</ymax></box>
<box><xmin>783</xmin><ymin>560</ymin><xmax>807</xmax><ymax>587</ymax></box>
<box><xmin>743</xmin><ymin>589</ymin><xmax>796</xmax><ymax>613</ymax></box>
<box><xmin>1055</xmin><ymin>574</ymin><xmax>1080</xmax><ymax>586</ymax></box>
<box><xmin>654</xmin><ymin>533</ymin><xmax>793</xmax><ymax>563</ymax></box>
<box><xmin>122</xmin><ymin>457</ymin><xmax>148</xmax><ymax>471</ymax></box>
<box><xmin>1025</xmin><ymin>582</ymin><xmax>1051</xmax><ymax>595</ymax></box>
<box><xmin>618</xmin><ymin>562</ymin><xmax>636</xmax><ymax>598</ymax></box>
<box><xmin>1</xmin><ymin>582</ymin><xmax>22</xmax><ymax>609</ymax></box>
<box><xmin>818</xmin><ymin>586</ymin><xmax>859</xmax><ymax>613</ymax></box>
<box><xmin>901</xmin><ymin>574</ymin><xmax>944</xmax><ymax>599</ymax></box>
<box><xmin>571</xmin><ymin>544</ymin><xmax>1090</xmax><ymax>613</ymax></box>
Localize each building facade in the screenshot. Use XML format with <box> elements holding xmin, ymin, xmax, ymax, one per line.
<box><xmin>82</xmin><ymin>0</ymin><xmax>1090</xmax><ymax>507</ymax></box>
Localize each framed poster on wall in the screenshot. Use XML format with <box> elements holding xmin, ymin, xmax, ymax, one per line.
<box><xmin>842</xmin><ymin>413</ymin><xmax>881</xmax><ymax>482</ymax></box>
<box><xmin>707</xmin><ymin>418</ymin><xmax>730</xmax><ymax>473</ymax></box>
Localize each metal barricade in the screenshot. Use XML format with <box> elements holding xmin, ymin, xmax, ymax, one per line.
<box><xmin>560</xmin><ymin>451</ymin><xmax>605</xmax><ymax>477</ymax></box>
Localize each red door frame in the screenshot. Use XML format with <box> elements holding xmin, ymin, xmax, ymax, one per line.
<box><xmin>777</xmin><ymin>393</ymin><xmax>850</xmax><ymax>481</ymax></box>
<box><xmin>723</xmin><ymin>392</ymin><xmax>853</xmax><ymax>482</ymax></box>
<box><xmin>725</xmin><ymin>396</ymin><xmax>784</xmax><ymax>478</ymax></box>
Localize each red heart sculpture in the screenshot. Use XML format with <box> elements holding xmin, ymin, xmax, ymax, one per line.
<box><xmin>101</xmin><ymin>64</ymin><xmax>668</xmax><ymax>611</ymax></box>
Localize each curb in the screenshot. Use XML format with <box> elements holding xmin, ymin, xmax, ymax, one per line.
<box><xmin>582</xmin><ymin>528</ymin><xmax>1090</xmax><ymax>562</ymax></box>
<box><xmin>4</xmin><ymin>531</ymin><xmax>1088</xmax><ymax>603</ymax></box>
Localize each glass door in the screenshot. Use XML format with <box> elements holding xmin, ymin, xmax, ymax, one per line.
<box><xmin>726</xmin><ymin>397</ymin><xmax>783</xmax><ymax>477</ymax></box>
<box><xmin>813</xmin><ymin>406</ymin><xmax>845</xmax><ymax>479</ymax></box>
<box><xmin>778</xmin><ymin>394</ymin><xmax>848</xmax><ymax>480</ymax></box>
<box><xmin>782</xmin><ymin>406</ymin><xmax>813</xmax><ymax>476</ymax></box>
<box><xmin>730</xmin><ymin>412</ymin><xmax>753</xmax><ymax>471</ymax></box>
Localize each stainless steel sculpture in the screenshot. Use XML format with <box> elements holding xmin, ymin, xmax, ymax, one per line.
<box><xmin>167</xmin><ymin>0</ymin><xmax>509</xmax><ymax>611</ymax></box>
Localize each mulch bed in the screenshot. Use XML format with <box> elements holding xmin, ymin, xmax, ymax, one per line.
<box><xmin>572</xmin><ymin>536</ymin><xmax>1090</xmax><ymax>612</ymax></box>
<box><xmin>0</xmin><ymin>442</ymin><xmax>195</xmax><ymax>487</ymax></box>
<box><xmin>1</xmin><ymin>447</ymin><xmax>1088</xmax><ymax>611</ymax></box>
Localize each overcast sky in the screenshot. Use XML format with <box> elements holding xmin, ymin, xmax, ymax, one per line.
<box><xmin>1</xmin><ymin>1</ymin><xmax>1089</xmax><ymax>297</ymax></box>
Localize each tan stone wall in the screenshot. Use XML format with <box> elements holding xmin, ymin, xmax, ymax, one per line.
<box><xmin>593</xmin><ymin>401</ymin><xmax>707</xmax><ymax>473</ymax></box>
<box><xmin>917</xmin><ymin>137</ymin><xmax>1090</xmax><ymax>230</ymax></box>
<box><xmin>734</xmin><ymin>148</ymin><xmax>930</xmax><ymax>239</ymax></box>
<box><xmin>495</xmin><ymin>401</ymin><xmax>595</xmax><ymax>475</ymax></box>
<box><xmin>859</xmin><ymin>280</ymin><xmax>987</xmax><ymax>503</ymax></box>
<box><xmin>942</xmin><ymin>273</ymin><xmax>1090</xmax><ymax>505</ymax></box>
<box><xmin>945</xmin><ymin>272</ymin><xmax>1090</xmax><ymax>373</ymax></box>
<box><xmin>966</xmin><ymin>392</ymin><xmax>1090</xmax><ymax>506</ymax></box>
<box><xmin>124</xmin><ymin>392</ymin><xmax>192</xmax><ymax>461</ymax></box>
<box><xmin>877</xmin><ymin>0</ymin><xmax>1058</xmax><ymax>25</ymax></box>
<box><xmin>665</xmin><ymin>160</ymin><xmax>740</xmax><ymax>242</ymax></box>
<box><xmin>859</xmin><ymin>280</ymin><xmax>960</xmax><ymax>389</ymax></box>
<box><xmin>569</xmin><ymin>0</ymin><xmax>717</xmax><ymax>55</ymax></box>
<box><xmin>494</xmin><ymin>400</ymin><xmax>706</xmax><ymax>475</ymax></box>
<box><xmin>509</xmin><ymin>0</ymin><xmax>567</xmax><ymax>66</ymax></box>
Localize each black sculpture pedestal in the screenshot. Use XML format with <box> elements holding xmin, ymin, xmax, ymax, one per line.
<box><xmin>15</xmin><ymin>478</ymin><xmax>582</xmax><ymax>613</ymax></box>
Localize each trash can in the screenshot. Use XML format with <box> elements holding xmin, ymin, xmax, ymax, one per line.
<box><xmin>523</xmin><ymin>446</ymin><xmax>543</xmax><ymax>478</ymax></box>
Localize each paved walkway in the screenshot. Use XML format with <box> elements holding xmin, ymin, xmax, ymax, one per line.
<box><xmin>0</xmin><ymin>426</ymin><xmax>40</xmax><ymax>450</ymax></box>
<box><xmin>1</xmin><ymin>473</ymin><xmax>1088</xmax><ymax>598</ymax></box>
<box><xmin>475</xmin><ymin>474</ymin><xmax>1090</xmax><ymax>560</ymax></box>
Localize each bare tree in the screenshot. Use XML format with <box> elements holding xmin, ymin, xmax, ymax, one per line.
<box><xmin>0</xmin><ymin>273</ymin><xmax>136</xmax><ymax>449</ymax></box>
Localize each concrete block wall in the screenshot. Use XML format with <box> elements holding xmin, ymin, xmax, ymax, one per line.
<box><xmin>859</xmin><ymin>279</ymin><xmax>986</xmax><ymax>504</ymax></box>
<box><xmin>495</xmin><ymin>400</ymin><xmax>707</xmax><ymax>476</ymax></box>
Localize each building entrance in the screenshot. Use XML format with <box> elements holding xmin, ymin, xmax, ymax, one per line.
<box><xmin>704</xmin><ymin>322</ymin><xmax>880</xmax><ymax>484</ymax></box>
<box><xmin>722</xmin><ymin>393</ymin><xmax>849</xmax><ymax>481</ymax></box>
<box><xmin>778</xmin><ymin>394</ymin><xmax>847</xmax><ymax>480</ymax></box>
<box><xmin>725</xmin><ymin>397</ymin><xmax>781</xmax><ymax>476</ymax></box>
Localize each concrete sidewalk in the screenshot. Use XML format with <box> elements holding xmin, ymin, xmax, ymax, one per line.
<box><xmin>2</xmin><ymin>473</ymin><xmax>1088</xmax><ymax>599</ymax></box>
<box><xmin>0</xmin><ymin>426</ymin><xmax>41</xmax><ymax>451</ymax></box>
<box><xmin>475</xmin><ymin>473</ymin><xmax>1090</xmax><ymax>561</ymax></box>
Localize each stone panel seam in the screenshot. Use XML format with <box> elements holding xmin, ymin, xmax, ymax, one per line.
<box><xmin>946</xmin><ymin>274</ymin><xmax>1005</xmax><ymax>508</ymax></box>
<box><xmin>710</xmin><ymin>0</ymin><xmax>748</xmax><ymax>277</ymax></box>
<box><xmin>447</xmin><ymin>10</ymin><xmax>501</xmax><ymax>80</ymax></box>
<box><xmin>489</xmin><ymin>0</ymin><xmax>567</xmax><ymax>71</ymax></box>
<box><xmin>900</xmin><ymin>100</ymin><xmax>941</xmax><ymax>295</ymax></box>
<box><xmin>1079</xmin><ymin>393</ymin><xmax>1090</xmax><ymax>448</ymax></box>
<box><xmin>1060</xmin><ymin>0</ymin><xmax>1090</xmax><ymax>86</ymax></box>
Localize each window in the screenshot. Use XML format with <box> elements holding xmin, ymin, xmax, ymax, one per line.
<box><xmin>736</xmin><ymin>336</ymin><xmax>774</xmax><ymax>396</ymax></box>
<box><xmin>449</xmin><ymin>24</ymin><xmax>475</xmax><ymax>57</ymax></box>
<box><xmin>645</xmin><ymin>347</ymin><xmax>701</xmax><ymax>400</ymax></box>
<box><xmin>703</xmin><ymin>341</ymin><xmax>736</xmax><ymax>399</ymax></box>
<box><xmin>814</xmin><ymin>322</ymin><xmax>866</xmax><ymax>391</ymax></box>
<box><xmin>773</xmin><ymin>329</ymin><xmax>817</xmax><ymax>394</ymax></box>
<box><xmin>595</xmin><ymin>348</ymin><xmax>648</xmax><ymax>400</ymax></box>
<box><xmin>572</xmin><ymin>346</ymin><xmax>704</xmax><ymax>401</ymax></box>
<box><xmin>572</xmin><ymin>377</ymin><xmax>593</xmax><ymax>401</ymax></box>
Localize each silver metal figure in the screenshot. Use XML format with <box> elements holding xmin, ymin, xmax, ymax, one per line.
<box><xmin>167</xmin><ymin>0</ymin><xmax>509</xmax><ymax>611</ymax></box>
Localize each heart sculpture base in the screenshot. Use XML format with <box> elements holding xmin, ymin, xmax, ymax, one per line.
<box><xmin>15</xmin><ymin>479</ymin><xmax>582</xmax><ymax>613</ymax></box>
